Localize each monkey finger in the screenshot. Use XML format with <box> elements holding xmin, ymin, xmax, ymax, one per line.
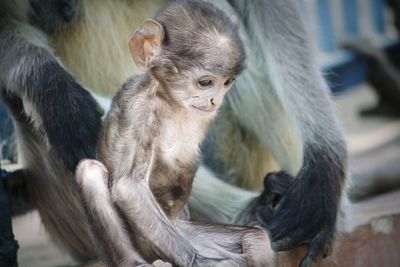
<box><xmin>194</xmin><ymin>254</ymin><xmax>234</xmax><ymax>266</ymax></box>
<box><xmin>299</xmin><ymin>243</ymin><xmax>318</xmax><ymax>267</ymax></box>
<box><xmin>270</xmin><ymin>236</ymin><xmax>305</xmax><ymax>252</ymax></box>
<box><xmin>267</xmin><ymin>222</ymin><xmax>311</xmax><ymax>251</ymax></box>
<box><xmin>299</xmin><ymin>230</ymin><xmax>331</xmax><ymax>267</ymax></box>
<box><xmin>255</xmin><ymin>205</ymin><xmax>275</xmax><ymax>225</ymax></box>
<box><xmin>151</xmin><ymin>260</ymin><xmax>172</xmax><ymax>267</ymax></box>
<box><xmin>262</xmin><ymin>172</ymin><xmax>296</xmax><ymax>210</ymax></box>
<box><xmin>299</xmin><ymin>254</ymin><xmax>314</xmax><ymax>267</ymax></box>
<box><xmin>263</xmin><ymin>172</ymin><xmax>295</xmax><ymax>195</ymax></box>
<box><xmin>322</xmin><ymin>241</ymin><xmax>334</xmax><ymax>258</ymax></box>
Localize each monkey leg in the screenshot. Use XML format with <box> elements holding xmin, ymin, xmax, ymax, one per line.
<box><xmin>112</xmin><ymin>177</ymin><xmax>240</xmax><ymax>267</ymax></box>
<box><xmin>77</xmin><ymin>162</ymin><xmax>275</xmax><ymax>267</ymax></box>
<box><xmin>83</xmin><ymin>260</ymin><xmax>172</xmax><ymax>267</ymax></box>
<box><xmin>76</xmin><ymin>159</ymin><xmax>147</xmax><ymax>267</ymax></box>
<box><xmin>176</xmin><ymin>220</ymin><xmax>274</xmax><ymax>267</ymax></box>
<box><xmin>111</xmin><ymin>177</ymin><xmax>198</xmax><ymax>266</ymax></box>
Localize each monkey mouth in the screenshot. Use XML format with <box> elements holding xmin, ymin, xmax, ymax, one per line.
<box><xmin>191</xmin><ymin>105</ymin><xmax>216</xmax><ymax>113</ymax></box>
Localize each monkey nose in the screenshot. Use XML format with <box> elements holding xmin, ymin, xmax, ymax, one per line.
<box><xmin>210</xmin><ymin>98</ymin><xmax>216</xmax><ymax>106</ymax></box>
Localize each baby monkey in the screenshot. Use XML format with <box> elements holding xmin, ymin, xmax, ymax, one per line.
<box><xmin>76</xmin><ymin>1</ymin><xmax>271</xmax><ymax>266</ymax></box>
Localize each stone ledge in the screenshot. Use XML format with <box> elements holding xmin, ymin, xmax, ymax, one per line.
<box><xmin>277</xmin><ymin>190</ymin><xmax>400</xmax><ymax>267</ymax></box>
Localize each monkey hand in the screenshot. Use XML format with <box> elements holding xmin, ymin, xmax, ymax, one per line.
<box><xmin>151</xmin><ymin>260</ymin><xmax>172</xmax><ymax>267</ymax></box>
<box><xmin>41</xmin><ymin>78</ymin><xmax>103</xmax><ymax>171</ymax></box>
<box><xmin>256</xmin><ymin>172</ymin><xmax>336</xmax><ymax>267</ymax></box>
<box><xmin>193</xmin><ymin>254</ymin><xmax>238</xmax><ymax>267</ymax></box>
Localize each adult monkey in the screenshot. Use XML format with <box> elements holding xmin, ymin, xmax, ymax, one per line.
<box><xmin>0</xmin><ymin>0</ymin><xmax>348</xmax><ymax>266</ymax></box>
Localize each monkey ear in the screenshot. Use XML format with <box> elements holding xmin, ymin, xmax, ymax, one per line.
<box><xmin>128</xmin><ymin>19</ymin><xmax>165</xmax><ymax>70</ymax></box>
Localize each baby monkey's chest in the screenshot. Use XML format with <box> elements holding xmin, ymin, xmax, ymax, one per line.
<box><xmin>149</xmin><ymin>157</ymin><xmax>199</xmax><ymax>219</ymax></box>
<box><xmin>150</xmin><ymin>119</ymin><xmax>204</xmax><ymax>218</ymax></box>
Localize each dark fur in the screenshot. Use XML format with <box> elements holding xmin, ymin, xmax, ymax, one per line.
<box><xmin>26</xmin><ymin>60</ymin><xmax>102</xmax><ymax>170</ymax></box>
<box><xmin>257</xmin><ymin>145</ymin><xmax>346</xmax><ymax>266</ymax></box>
<box><xmin>0</xmin><ymin>3</ymin><xmax>102</xmax><ymax>171</ymax></box>
<box><xmin>0</xmin><ymin>0</ymin><xmax>102</xmax><ymax>262</ymax></box>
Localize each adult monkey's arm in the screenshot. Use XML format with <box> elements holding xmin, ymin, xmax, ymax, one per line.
<box><xmin>0</xmin><ymin>13</ymin><xmax>102</xmax><ymax>170</ymax></box>
<box><xmin>226</xmin><ymin>0</ymin><xmax>348</xmax><ymax>266</ymax></box>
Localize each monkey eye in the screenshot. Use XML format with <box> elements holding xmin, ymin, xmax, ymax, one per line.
<box><xmin>224</xmin><ymin>78</ymin><xmax>235</xmax><ymax>86</ymax></box>
<box><xmin>198</xmin><ymin>80</ymin><xmax>213</xmax><ymax>87</ymax></box>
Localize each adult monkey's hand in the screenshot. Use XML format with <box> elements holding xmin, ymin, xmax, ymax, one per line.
<box><xmin>224</xmin><ymin>0</ymin><xmax>349</xmax><ymax>265</ymax></box>
<box><xmin>257</xmin><ymin>144</ymin><xmax>347</xmax><ymax>267</ymax></box>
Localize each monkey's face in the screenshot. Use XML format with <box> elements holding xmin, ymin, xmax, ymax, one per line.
<box><xmin>169</xmin><ymin>67</ymin><xmax>236</xmax><ymax>116</ymax></box>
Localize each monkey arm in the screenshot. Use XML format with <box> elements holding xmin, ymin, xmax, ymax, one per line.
<box><xmin>226</xmin><ymin>0</ymin><xmax>348</xmax><ymax>266</ymax></box>
<box><xmin>0</xmin><ymin>19</ymin><xmax>102</xmax><ymax>170</ymax></box>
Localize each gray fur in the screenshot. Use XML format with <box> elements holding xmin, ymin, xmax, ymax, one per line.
<box><xmin>77</xmin><ymin>2</ymin><xmax>271</xmax><ymax>266</ymax></box>
<box><xmin>0</xmin><ymin>0</ymin><xmax>348</xmax><ymax>266</ymax></box>
<box><xmin>0</xmin><ymin>0</ymin><xmax>101</xmax><ymax>262</ymax></box>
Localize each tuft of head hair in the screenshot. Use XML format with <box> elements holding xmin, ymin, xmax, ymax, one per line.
<box><xmin>155</xmin><ymin>0</ymin><xmax>246</xmax><ymax>77</ymax></box>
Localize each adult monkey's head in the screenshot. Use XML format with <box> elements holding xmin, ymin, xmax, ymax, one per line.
<box><xmin>29</xmin><ymin>0</ymin><xmax>82</xmax><ymax>35</ymax></box>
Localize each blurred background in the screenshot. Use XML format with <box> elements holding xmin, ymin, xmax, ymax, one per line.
<box><xmin>1</xmin><ymin>0</ymin><xmax>400</xmax><ymax>266</ymax></box>
<box><xmin>301</xmin><ymin>0</ymin><xmax>400</xmax><ymax>200</ymax></box>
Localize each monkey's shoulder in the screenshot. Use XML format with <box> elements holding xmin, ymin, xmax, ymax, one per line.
<box><xmin>117</xmin><ymin>74</ymin><xmax>148</xmax><ymax>98</ymax></box>
<box><xmin>110</xmin><ymin>74</ymin><xmax>160</xmax><ymax>112</ymax></box>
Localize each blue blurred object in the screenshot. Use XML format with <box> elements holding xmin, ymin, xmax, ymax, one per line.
<box><xmin>306</xmin><ymin>0</ymin><xmax>400</xmax><ymax>94</ymax></box>
<box><xmin>343</xmin><ymin>0</ymin><xmax>359</xmax><ymax>35</ymax></box>
<box><xmin>324</xmin><ymin>40</ymin><xmax>400</xmax><ymax>94</ymax></box>
<box><xmin>316</xmin><ymin>0</ymin><xmax>336</xmax><ymax>52</ymax></box>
